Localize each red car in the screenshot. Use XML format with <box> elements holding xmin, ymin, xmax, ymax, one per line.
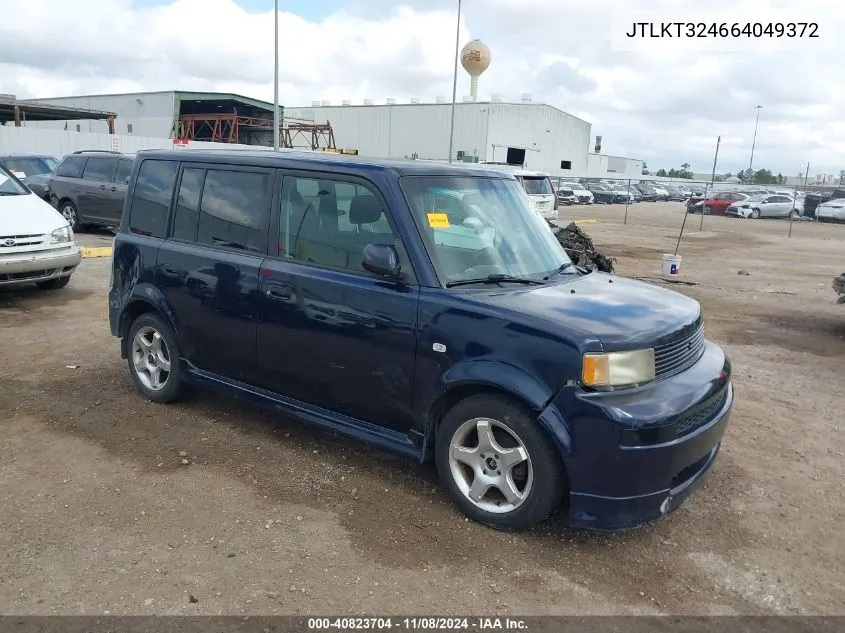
<box><xmin>698</xmin><ymin>192</ymin><xmax>748</xmax><ymax>215</ymax></box>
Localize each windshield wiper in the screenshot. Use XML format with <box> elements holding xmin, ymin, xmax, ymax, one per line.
<box><xmin>544</xmin><ymin>262</ymin><xmax>579</xmax><ymax>280</ymax></box>
<box><xmin>0</xmin><ymin>191</ymin><xmax>24</xmax><ymax>196</ymax></box>
<box><xmin>446</xmin><ymin>274</ymin><xmax>546</xmax><ymax>288</ymax></box>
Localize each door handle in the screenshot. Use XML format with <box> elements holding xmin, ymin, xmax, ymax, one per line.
<box><xmin>265</xmin><ymin>285</ymin><xmax>293</xmax><ymax>301</ymax></box>
<box><xmin>109</xmin><ymin>186</ymin><xmax>117</xmax><ymax>192</ymax></box>
<box><xmin>162</xmin><ymin>264</ymin><xmax>183</xmax><ymax>278</ymax></box>
<box><xmin>99</xmin><ymin>184</ymin><xmax>107</xmax><ymax>190</ymax></box>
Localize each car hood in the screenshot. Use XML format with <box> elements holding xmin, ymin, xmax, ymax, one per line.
<box><xmin>0</xmin><ymin>191</ymin><xmax>68</xmax><ymax>235</ymax></box>
<box><xmin>471</xmin><ymin>272</ymin><xmax>701</xmax><ymax>349</ymax></box>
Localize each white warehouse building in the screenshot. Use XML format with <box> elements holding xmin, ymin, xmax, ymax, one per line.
<box><xmin>286</xmin><ymin>99</ymin><xmax>643</xmax><ymax>179</ymax></box>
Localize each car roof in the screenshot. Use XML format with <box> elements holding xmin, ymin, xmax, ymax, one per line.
<box><xmin>68</xmin><ymin>150</ymin><xmax>136</xmax><ymax>159</ymax></box>
<box><xmin>135</xmin><ymin>148</ymin><xmax>515</xmax><ymax>179</ymax></box>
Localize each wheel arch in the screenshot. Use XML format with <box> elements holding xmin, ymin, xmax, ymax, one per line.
<box><xmin>422</xmin><ymin>378</ymin><xmax>559</xmax><ymax>462</ymax></box>
<box><xmin>117</xmin><ymin>295</ymin><xmax>179</xmax><ymax>359</ymax></box>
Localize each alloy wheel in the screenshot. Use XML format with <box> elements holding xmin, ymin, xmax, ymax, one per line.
<box><xmin>61</xmin><ymin>204</ymin><xmax>77</xmax><ymax>227</ymax></box>
<box><xmin>448</xmin><ymin>417</ymin><xmax>534</xmax><ymax>514</ymax></box>
<box><xmin>131</xmin><ymin>326</ymin><xmax>172</xmax><ymax>391</ymax></box>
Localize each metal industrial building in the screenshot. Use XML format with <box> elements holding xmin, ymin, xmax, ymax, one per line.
<box><xmin>24</xmin><ymin>90</ymin><xmax>334</xmax><ymax>150</ymax></box>
<box><xmin>286</xmin><ymin>99</ymin><xmax>609</xmax><ymax>177</ymax></box>
<box><xmin>23</xmin><ymin>89</ymin><xmax>643</xmax><ymax>178</ymax></box>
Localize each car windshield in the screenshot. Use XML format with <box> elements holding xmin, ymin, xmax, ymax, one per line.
<box><xmin>1</xmin><ymin>156</ymin><xmax>58</xmax><ymax>177</ymax></box>
<box><xmin>519</xmin><ymin>176</ymin><xmax>553</xmax><ymax>195</ymax></box>
<box><xmin>0</xmin><ymin>166</ymin><xmax>30</xmax><ymax>195</ymax></box>
<box><xmin>400</xmin><ymin>176</ymin><xmax>572</xmax><ymax>286</ymax></box>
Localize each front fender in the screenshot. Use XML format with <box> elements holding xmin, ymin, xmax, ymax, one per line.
<box><xmin>441</xmin><ymin>359</ymin><xmax>556</xmax><ymax>410</ymax></box>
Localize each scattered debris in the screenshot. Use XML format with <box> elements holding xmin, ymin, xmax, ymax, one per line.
<box><xmin>188</xmin><ymin>594</ymin><xmax>198</xmax><ymax>604</ymax></box>
<box><xmin>178</xmin><ymin>451</ymin><xmax>188</xmax><ymax>457</ymax></box>
<box><xmin>833</xmin><ymin>273</ymin><xmax>845</xmax><ymax>304</ymax></box>
<box><xmin>547</xmin><ymin>221</ymin><xmax>615</xmax><ymax>273</ymax></box>
<box><xmin>65</xmin><ymin>365</ymin><xmax>79</xmax><ymax>369</ymax></box>
<box><xmin>180</xmin><ymin>459</ymin><xmax>190</xmax><ymax>465</ymax></box>
<box><xmin>738</xmin><ymin>270</ymin><xmax>751</xmax><ymax>276</ymax></box>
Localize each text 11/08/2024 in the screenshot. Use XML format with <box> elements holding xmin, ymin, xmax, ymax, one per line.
<box><xmin>308</xmin><ymin>617</ymin><xmax>528</xmax><ymax>630</ymax></box>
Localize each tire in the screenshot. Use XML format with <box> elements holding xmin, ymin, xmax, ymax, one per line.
<box><xmin>435</xmin><ymin>393</ymin><xmax>566</xmax><ymax>531</ymax></box>
<box><xmin>126</xmin><ymin>312</ymin><xmax>184</xmax><ymax>403</ymax></box>
<box><xmin>750</xmin><ymin>208</ymin><xmax>760</xmax><ymax>219</ymax></box>
<box><xmin>36</xmin><ymin>276</ymin><xmax>71</xmax><ymax>290</ymax></box>
<box><xmin>59</xmin><ymin>200</ymin><xmax>82</xmax><ymax>232</ymax></box>
<box><xmin>703</xmin><ymin>205</ymin><xmax>713</xmax><ymax>215</ymax></box>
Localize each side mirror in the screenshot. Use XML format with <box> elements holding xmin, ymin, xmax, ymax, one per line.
<box><xmin>362</xmin><ymin>243</ymin><xmax>401</xmax><ymax>278</ymax></box>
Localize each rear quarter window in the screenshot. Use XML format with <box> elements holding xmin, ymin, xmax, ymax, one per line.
<box><xmin>127</xmin><ymin>159</ymin><xmax>178</xmax><ymax>237</ymax></box>
<box><xmin>54</xmin><ymin>155</ymin><xmax>86</xmax><ymax>178</ymax></box>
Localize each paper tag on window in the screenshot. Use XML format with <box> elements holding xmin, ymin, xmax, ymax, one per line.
<box><xmin>11</xmin><ymin>170</ymin><xmax>26</xmax><ymax>179</ymax></box>
<box><xmin>427</xmin><ymin>212</ymin><xmax>450</xmax><ymax>228</ymax></box>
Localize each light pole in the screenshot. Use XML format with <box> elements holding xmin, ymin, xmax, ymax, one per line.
<box><xmin>447</xmin><ymin>0</ymin><xmax>462</xmax><ymax>164</ymax></box>
<box><xmin>273</xmin><ymin>0</ymin><xmax>280</xmax><ymax>151</ymax></box>
<box><xmin>748</xmin><ymin>104</ymin><xmax>762</xmax><ymax>178</ymax></box>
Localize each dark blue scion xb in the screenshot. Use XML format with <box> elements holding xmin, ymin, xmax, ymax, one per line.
<box><xmin>109</xmin><ymin>149</ymin><xmax>733</xmax><ymax>531</ymax></box>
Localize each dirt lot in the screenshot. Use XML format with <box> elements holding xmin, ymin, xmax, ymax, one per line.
<box><xmin>1</xmin><ymin>205</ymin><xmax>844</xmax><ymax>616</ymax></box>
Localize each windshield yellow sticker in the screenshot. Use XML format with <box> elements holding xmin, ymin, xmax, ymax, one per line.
<box><xmin>427</xmin><ymin>212</ymin><xmax>450</xmax><ymax>228</ymax></box>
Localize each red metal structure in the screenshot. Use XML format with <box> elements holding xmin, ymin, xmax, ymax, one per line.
<box><xmin>172</xmin><ymin>111</ymin><xmax>335</xmax><ymax>150</ymax></box>
<box><xmin>281</xmin><ymin>122</ymin><xmax>336</xmax><ymax>151</ymax></box>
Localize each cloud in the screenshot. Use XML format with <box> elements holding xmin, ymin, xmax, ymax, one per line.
<box><xmin>0</xmin><ymin>0</ymin><xmax>843</xmax><ymax>175</ymax></box>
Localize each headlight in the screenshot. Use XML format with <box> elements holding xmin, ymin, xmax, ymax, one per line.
<box><xmin>50</xmin><ymin>226</ymin><xmax>73</xmax><ymax>244</ymax></box>
<box><xmin>582</xmin><ymin>349</ymin><xmax>655</xmax><ymax>389</ymax></box>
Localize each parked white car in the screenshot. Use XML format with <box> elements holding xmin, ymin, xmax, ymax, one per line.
<box><xmin>816</xmin><ymin>199</ymin><xmax>845</xmax><ymax>222</ymax></box>
<box><xmin>725</xmin><ymin>194</ymin><xmax>803</xmax><ymax>219</ymax></box>
<box><xmin>559</xmin><ymin>180</ymin><xmax>594</xmax><ymax>204</ymax></box>
<box><xmin>0</xmin><ymin>166</ymin><xmax>81</xmax><ymax>290</ymax></box>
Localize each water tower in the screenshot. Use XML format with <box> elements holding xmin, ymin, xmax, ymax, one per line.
<box><xmin>460</xmin><ymin>39</ymin><xmax>491</xmax><ymax>102</ymax></box>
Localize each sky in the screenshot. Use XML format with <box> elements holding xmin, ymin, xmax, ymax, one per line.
<box><xmin>1</xmin><ymin>0</ymin><xmax>843</xmax><ymax>176</ymax></box>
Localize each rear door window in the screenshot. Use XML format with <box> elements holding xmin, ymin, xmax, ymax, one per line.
<box><xmin>82</xmin><ymin>157</ymin><xmax>118</xmax><ymax>182</ymax></box>
<box><xmin>55</xmin><ymin>155</ymin><xmax>86</xmax><ymax>178</ymax></box>
<box><xmin>127</xmin><ymin>159</ymin><xmax>178</xmax><ymax>238</ymax></box>
<box><xmin>195</xmin><ymin>169</ymin><xmax>272</xmax><ymax>253</ymax></box>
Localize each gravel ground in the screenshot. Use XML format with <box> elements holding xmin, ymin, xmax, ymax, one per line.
<box><xmin>1</xmin><ymin>207</ymin><xmax>843</xmax><ymax>616</ymax></box>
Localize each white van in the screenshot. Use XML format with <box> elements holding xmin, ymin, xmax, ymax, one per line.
<box><xmin>0</xmin><ymin>165</ymin><xmax>81</xmax><ymax>290</ymax></box>
<box><xmin>479</xmin><ymin>165</ymin><xmax>558</xmax><ymax>221</ymax></box>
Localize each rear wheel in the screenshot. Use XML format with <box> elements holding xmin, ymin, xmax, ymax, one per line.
<box><xmin>703</xmin><ymin>205</ymin><xmax>713</xmax><ymax>215</ymax></box>
<box><xmin>126</xmin><ymin>313</ymin><xmax>184</xmax><ymax>403</ymax></box>
<box><xmin>435</xmin><ymin>394</ymin><xmax>566</xmax><ymax>531</ymax></box>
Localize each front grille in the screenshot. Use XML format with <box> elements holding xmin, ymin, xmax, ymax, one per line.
<box><xmin>654</xmin><ymin>322</ymin><xmax>705</xmax><ymax>379</ymax></box>
<box><xmin>578</xmin><ymin>195</ymin><xmax>592</xmax><ymax>202</ymax></box>
<box><xmin>0</xmin><ymin>234</ymin><xmax>46</xmax><ymax>248</ymax></box>
<box><xmin>675</xmin><ymin>389</ymin><xmax>728</xmax><ymax>437</ymax></box>
<box><xmin>0</xmin><ymin>268</ymin><xmax>55</xmax><ymax>282</ymax></box>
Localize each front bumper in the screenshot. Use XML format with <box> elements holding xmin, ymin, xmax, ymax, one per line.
<box><xmin>0</xmin><ymin>246</ymin><xmax>82</xmax><ymax>286</ymax></box>
<box><xmin>539</xmin><ymin>340</ymin><xmax>732</xmax><ymax>531</ymax></box>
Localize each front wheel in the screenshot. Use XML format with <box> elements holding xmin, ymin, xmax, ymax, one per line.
<box><xmin>703</xmin><ymin>205</ymin><xmax>713</xmax><ymax>215</ymax></box>
<box><xmin>750</xmin><ymin>208</ymin><xmax>761</xmax><ymax>219</ymax></box>
<box><xmin>126</xmin><ymin>313</ymin><xmax>184</xmax><ymax>403</ymax></box>
<box><xmin>59</xmin><ymin>200</ymin><xmax>82</xmax><ymax>232</ymax></box>
<box><xmin>435</xmin><ymin>394</ymin><xmax>566</xmax><ymax>531</ymax></box>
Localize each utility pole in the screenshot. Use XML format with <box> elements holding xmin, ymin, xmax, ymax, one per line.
<box><xmin>273</xmin><ymin>0</ymin><xmax>280</xmax><ymax>151</ymax></box>
<box><xmin>748</xmin><ymin>104</ymin><xmax>762</xmax><ymax>177</ymax></box>
<box><xmin>447</xmin><ymin>0</ymin><xmax>462</xmax><ymax>164</ymax></box>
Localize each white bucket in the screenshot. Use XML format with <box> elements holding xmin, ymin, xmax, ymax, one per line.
<box><xmin>662</xmin><ymin>254</ymin><xmax>682</xmax><ymax>278</ymax></box>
